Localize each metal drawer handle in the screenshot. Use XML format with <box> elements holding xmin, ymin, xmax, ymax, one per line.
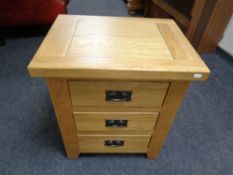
<box><xmin>104</xmin><ymin>140</ymin><xmax>124</xmax><ymax>147</ymax></box>
<box><xmin>105</xmin><ymin>90</ymin><xmax>132</xmax><ymax>102</ymax></box>
<box><xmin>105</xmin><ymin>120</ymin><xmax>128</xmax><ymax>128</ymax></box>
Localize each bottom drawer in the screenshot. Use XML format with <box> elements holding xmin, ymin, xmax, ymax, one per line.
<box><xmin>78</xmin><ymin>135</ymin><xmax>151</xmax><ymax>153</ymax></box>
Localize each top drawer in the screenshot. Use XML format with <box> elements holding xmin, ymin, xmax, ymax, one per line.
<box><xmin>68</xmin><ymin>81</ymin><xmax>169</xmax><ymax>108</ymax></box>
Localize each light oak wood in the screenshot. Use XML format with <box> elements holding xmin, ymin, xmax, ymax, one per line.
<box><xmin>28</xmin><ymin>15</ymin><xmax>210</xmax><ymax>81</ymax></box>
<box><xmin>74</xmin><ymin>112</ymin><xmax>158</xmax><ymax>133</ymax></box>
<box><xmin>147</xmin><ymin>81</ymin><xmax>190</xmax><ymax>159</ymax></box>
<box><xmin>157</xmin><ymin>23</ymin><xmax>207</xmax><ymax>62</ymax></box>
<box><xmin>78</xmin><ymin>135</ymin><xmax>151</xmax><ymax>153</ymax></box>
<box><xmin>27</xmin><ymin>15</ymin><xmax>210</xmax><ymax>159</ymax></box>
<box><xmin>69</xmin><ymin>81</ymin><xmax>169</xmax><ymax>108</ymax></box>
<box><xmin>36</xmin><ymin>18</ymin><xmax>78</xmax><ymax>57</ymax></box>
<box><xmin>68</xmin><ymin>20</ymin><xmax>172</xmax><ymax>60</ymax></box>
<box><xmin>47</xmin><ymin>78</ymin><xmax>80</xmax><ymax>159</ymax></box>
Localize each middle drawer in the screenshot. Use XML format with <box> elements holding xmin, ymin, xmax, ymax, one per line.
<box><xmin>74</xmin><ymin>112</ymin><xmax>158</xmax><ymax>133</ymax></box>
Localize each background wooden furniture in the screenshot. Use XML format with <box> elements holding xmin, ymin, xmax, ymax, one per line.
<box><xmin>126</xmin><ymin>0</ymin><xmax>144</xmax><ymax>15</ymax></box>
<box><xmin>28</xmin><ymin>15</ymin><xmax>210</xmax><ymax>159</ymax></box>
<box><xmin>144</xmin><ymin>0</ymin><xmax>233</xmax><ymax>53</ymax></box>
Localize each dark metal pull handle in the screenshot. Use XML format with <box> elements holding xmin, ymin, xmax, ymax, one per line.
<box><xmin>105</xmin><ymin>90</ymin><xmax>132</xmax><ymax>102</ymax></box>
<box><xmin>105</xmin><ymin>120</ymin><xmax>128</xmax><ymax>128</ymax></box>
<box><xmin>104</xmin><ymin>140</ymin><xmax>124</xmax><ymax>147</ymax></box>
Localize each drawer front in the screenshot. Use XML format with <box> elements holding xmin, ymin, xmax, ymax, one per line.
<box><xmin>69</xmin><ymin>81</ymin><xmax>169</xmax><ymax>107</ymax></box>
<box><xmin>78</xmin><ymin>135</ymin><xmax>151</xmax><ymax>153</ymax></box>
<box><xmin>74</xmin><ymin>112</ymin><xmax>158</xmax><ymax>133</ymax></box>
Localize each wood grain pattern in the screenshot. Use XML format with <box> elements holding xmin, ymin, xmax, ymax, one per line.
<box><xmin>74</xmin><ymin>112</ymin><xmax>158</xmax><ymax>133</ymax></box>
<box><xmin>157</xmin><ymin>23</ymin><xmax>205</xmax><ymax>62</ymax></box>
<box><xmin>78</xmin><ymin>135</ymin><xmax>151</xmax><ymax>153</ymax></box>
<box><xmin>68</xmin><ymin>21</ymin><xmax>172</xmax><ymax>60</ymax></box>
<box><xmin>147</xmin><ymin>81</ymin><xmax>190</xmax><ymax>159</ymax></box>
<box><xmin>47</xmin><ymin>78</ymin><xmax>80</xmax><ymax>159</ymax></box>
<box><xmin>36</xmin><ymin>19</ymin><xmax>78</xmax><ymax>57</ymax></box>
<box><xmin>28</xmin><ymin>15</ymin><xmax>210</xmax><ymax>81</ymax></box>
<box><xmin>68</xmin><ymin>81</ymin><xmax>169</xmax><ymax>108</ymax></box>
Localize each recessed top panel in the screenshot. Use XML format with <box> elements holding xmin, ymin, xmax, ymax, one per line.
<box><xmin>67</xmin><ymin>21</ymin><xmax>173</xmax><ymax>60</ymax></box>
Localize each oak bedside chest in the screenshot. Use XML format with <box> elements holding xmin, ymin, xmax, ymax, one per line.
<box><xmin>28</xmin><ymin>15</ymin><xmax>210</xmax><ymax>159</ymax></box>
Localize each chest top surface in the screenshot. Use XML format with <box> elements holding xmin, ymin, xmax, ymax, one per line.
<box><xmin>28</xmin><ymin>15</ymin><xmax>210</xmax><ymax>81</ymax></box>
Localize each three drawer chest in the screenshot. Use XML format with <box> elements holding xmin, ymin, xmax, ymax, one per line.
<box><xmin>28</xmin><ymin>15</ymin><xmax>210</xmax><ymax>159</ymax></box>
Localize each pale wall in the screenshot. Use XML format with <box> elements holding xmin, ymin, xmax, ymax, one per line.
<box><xmin>219</xmin><ymin>15</ymin><xmax>233</xmax><ymax>56</ymax></box>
